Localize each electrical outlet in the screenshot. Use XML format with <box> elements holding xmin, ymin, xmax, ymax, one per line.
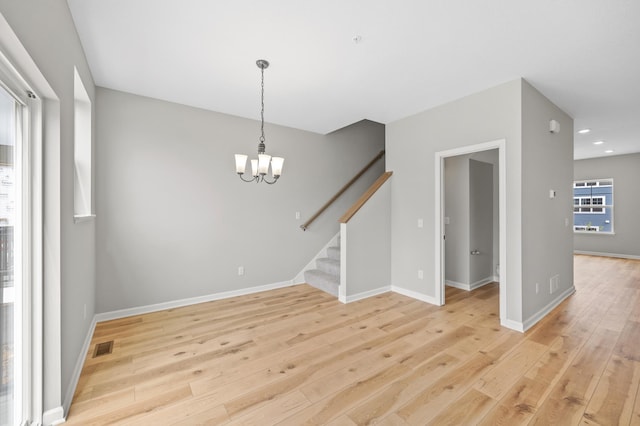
<box><xmin>295</xmin><ymin>211</ymin><xmax>301</xmax><ymax>220</ymax></box>
<box><xmin>417</xmin><ymin>218</ymin><xmax>423</xmax><ymax>228</ymax></box>
<box><xmin>238</xmin><ymin>266</ymin><xmax>245</xmax><ymax>276</ymax></box>
<box><xmin>418</xmin><ymin>270</ymin><xmax>424</xmax><ymax>279</ymax></box>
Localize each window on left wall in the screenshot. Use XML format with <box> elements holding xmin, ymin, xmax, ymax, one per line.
<box><xmin>0</xmin><ymin>50</ymin><xmax>41</xmax><ymax>426</ymax></box>
<box><xmin>73</xmin><ymin>67</ymin><xmax>93</xmax><ymax>221</ymax></box>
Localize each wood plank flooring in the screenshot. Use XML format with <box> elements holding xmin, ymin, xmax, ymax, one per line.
<box><xmin>65</xmin><ymin>255</ymin><xmax>640</xmax><ymax>425</ymax></box>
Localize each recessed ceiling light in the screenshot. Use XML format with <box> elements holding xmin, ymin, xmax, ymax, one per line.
<box><xmin>605</xmin><ymin>149</ymin><xmax>614</xmax><ymax>154</ymax></box>
<box><xmin>577</xmin><ymin>128</ymin><xmax>591</xmax><ymax>134</ymax></box>
<box><xmin>593</xmin><ymin>141</ymin><xmax>604</xmax><ymax>145</ymax></box>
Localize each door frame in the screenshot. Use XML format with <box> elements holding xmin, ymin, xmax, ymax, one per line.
<box><xmin>434</xmin><ymin>138</ymin><xmax>507</xmax><ymax>324</ymax></box>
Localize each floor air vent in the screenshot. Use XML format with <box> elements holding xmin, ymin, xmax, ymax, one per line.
<box><xmin>93</xmin><ymin>341</ymin><xmax>114</xmax><ymax>358</ymax></box>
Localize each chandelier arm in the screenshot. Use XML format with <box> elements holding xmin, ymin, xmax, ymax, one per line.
<box><xmin>238</xmin><ymin>173</ymin><xmax>258</xmax><ymax>183</ymax></box>
<box><xmin>262</xmin><ymin>175</ymin><xmax>280</xmax><ymax>185</ymax></box>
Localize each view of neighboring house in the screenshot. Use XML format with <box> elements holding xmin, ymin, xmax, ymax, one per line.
<box><xmin>573</xmin><ymin>179</ymin><xmax>613</xmax><ymax>233</ymax></box>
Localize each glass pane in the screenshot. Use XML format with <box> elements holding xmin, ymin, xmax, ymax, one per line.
<box><xmin>0</xmin><ymin>85</ymin><xmax>17</xmax><ymax>426</ymax></box>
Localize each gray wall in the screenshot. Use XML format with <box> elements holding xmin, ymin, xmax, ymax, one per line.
<box><xmin>95</xmin><ymin>88</ymin><xmax>385</xmax><ymax>312</ymax></box>
<box><xmin>387</xmin><ymin>78</ymin><xmax>574</xmax><ymax>328</ymax></box>
<box><xmin>574</xmin><ymin>153</ymin><xmax>640</xmax><ymax>258</ymax></box>
<box><xmin>0</xmin><ymin>0</ymin><xmax>96</xmax><ymax>415</ymax></box>
<box><xmin>444</xmin><ymin>155</ymin><xmax>470</xmax><ymax>284</ymax></box>
<box><xmin>387</xmin><ymin>79</ymin><xmax>524</xmax><ymax>323</ymax></box>
<box><xmin>342</xmin><ymin>178</ymin><xmax>391</xmax><ymax>297</ymax></box>
<box><xmin>469</xmin><ymin>159</ymin><xmax>494</xmax><ymax>284</ymax></box>
<box><xmin>444</xmin><ymin>155</ymin><xmax>495</xmax><ymax>288</ymax></box>
<box><xmin>470</xmin><ymin>149</ymin><xmax>499</xmax><ymax>279</ymax></box>
<box><xmin>521</xmin><ymin>80</ymin><xmax>574</xmax><ymax>322</ymax></box>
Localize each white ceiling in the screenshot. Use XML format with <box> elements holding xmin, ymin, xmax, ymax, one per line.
<box><xmin>67</xmin><ymin>0</ymin><xmax>640</xmax><ymax>160</ymax></box>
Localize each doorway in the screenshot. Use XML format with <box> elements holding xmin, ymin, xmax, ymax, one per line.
<box><xmin>434</xmin><ymin>139</ymin><xmax>507</xmax><ymax>325</ymax></box>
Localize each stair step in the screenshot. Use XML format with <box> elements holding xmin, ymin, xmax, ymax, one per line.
<box><xmin>304</xmin><ymin>269</ymin><xmax>339</xmax><ymax>297</ymax></box>
<box><xmin>316</xmin><ymin>257</ymin><xmax>340</xmax><ymax>277</ymax></box>
<box><xmin>327</xmin><ymin>246</ymin><xmax>340</xmax><ymax>261</ymax></box>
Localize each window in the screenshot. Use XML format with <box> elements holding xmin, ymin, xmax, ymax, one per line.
<box><xmin>0</xmin><ymin>67</ymin><xmax>36</xmax><ymax>426</ymax></box>
<box><xmin>0</xmin><ymin>45</ymin><xmax>42</xmax><ymax>426</ymax></box>
<box><xmin>573</xmin><ymin>179</ymin><xmax>613</xmax><ymax>233</ymax></box>
<box><xmin>73</xmin><ymin>67</ymin><xmax>93</xmax><ymax>220</ymax></box>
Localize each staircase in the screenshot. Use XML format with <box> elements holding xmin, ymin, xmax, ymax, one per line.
<box><xmin>304</xmin><ymin>239</ymin><xmax>340</xmax><ymax>297</ymax></box>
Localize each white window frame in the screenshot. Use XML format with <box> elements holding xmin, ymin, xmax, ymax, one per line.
<box><xmin>73</xmin><ymin>67</ymin><xmax>94</xmax><ymax>222</ymax></box>
<box><xmin>573</xmin><ymin>179</ymin><xmax>614</xmax><ymax>234</ymax></box>
<box><xmin>0</xmin><ymin>48</ymin><xmax>43</xmax><ymax>426</ymax></box>
<box><xmin>573</xmin><ymin>195</ymin><xmax>606</xmax><ymax>214</ymax></box>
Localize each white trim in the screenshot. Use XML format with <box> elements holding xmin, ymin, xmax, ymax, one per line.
<box><xmin>391</xmin><ymin>285</ymin><xmax>439</xmax><ymax>305</ymax></box>
<box><xmin>500</xmin><ymin>318</ymin><xmax>524</xmax><ymax>332</ymax></box>
<box><xmin>72</xmin><ymin>214</ymin><xmax>95</xmax><ymax>224</ymax></box>
<box><xmin>292</xmin><ymin>231</ymin><xmax>340</xmax><ymax>284</ymax></box>
<box><xmin>435</xmin><ymin>139</ymin><xmax>507</xmax><ymax>323</ymax></box>
<box><xmin>574</xmin><ymin>250</ymin><xmax>640</xmax><ymax>260</ymax></box>
<box><xmin>62</xmin><ymin>317</ymin><xmax>97</xmax><ymax>417</ymax></box>
<box><xmin>95</xmin><ymin>280</ymin><xmax>294</xmax><ymax>323</ymax></box>
<box><xmin>339</xmin><ymin>224</ymin><xmax>347</xmax><ymax>303</ymax></box>
<box><xmin>63</xmin><ymin>280</ymin><xmax>295</xmax><ymax>420</ymax></box>
<box><xmin>522</xmin><ymin>286</ymin><xmax>576</xmax><ymax>332</ymax></box>
<box><xmin>342</xmin><ymin>286</ymin><xmax>391</xmax><ymax>303</ymax></box>
<box><xmin>42</xmin><ymin>407</ymin><xmax>64</xmax><ymax>426</ymax></box>
<box><xmin>445</xmin><ymin>276</ymin><xmax>494</xmax><ymax>291</ymax></box>
<box><xmin>1</xmin><ymin>14</ymin><xmax>61</xmax><ymax>424</ymax></box>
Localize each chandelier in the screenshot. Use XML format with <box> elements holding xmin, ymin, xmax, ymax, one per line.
<box><xmin>234</xmin><ymin>59</ymin><xmax>284</xmax><ymax>184</ymax></box>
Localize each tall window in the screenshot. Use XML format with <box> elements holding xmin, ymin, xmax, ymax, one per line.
<box><xmin>573</xmin><ymin>179</ymin><xmax>614</xmax><ymax>233</ymax></box>
<box><xmin>74</xmin><ymin>67</ymin><xmax>93</xmax><ymax>219</ymax></box>
<box><xmin>0</xmin><ymin>48</ymin><xmax>41</xmax><ymax>426</ymax></box>
<box><xmin>0</xmin><ymin>76</ymin><xmax>21</xmax><ymax>426</ymax></box>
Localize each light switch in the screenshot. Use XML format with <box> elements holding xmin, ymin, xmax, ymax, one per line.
<box><xmin>444</xmin><ymin>217</ymin><xmax>450</xmax><ymax>225</ymax></box>
<box><xmin>417</xmin><ymin>218</ymin><xmax>423</xmax><ymax>228</ymax></box>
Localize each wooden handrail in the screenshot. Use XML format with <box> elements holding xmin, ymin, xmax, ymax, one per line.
<box><xmin>339</xmin><ymin>171</ymin><xmax>393</xmax><ymax>224</ymax></box>
<box><xmin>300</xmin><ymin>150</ymin><xmax>385</xmax><ymax>231</ymax></box>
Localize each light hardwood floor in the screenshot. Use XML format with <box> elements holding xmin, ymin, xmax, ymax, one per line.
<box><xmin>66</xmin><ymin>255</ymin><xmax>640</xmax><ymax>425</ymax></box>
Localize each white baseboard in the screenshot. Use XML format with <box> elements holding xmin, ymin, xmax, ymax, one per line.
<box><xmin>62</xmin><ymin>316</ymin><xmax>97</xmax><ymax>418</ymax></box>
<box><xmin>62</xmin><ymin>280</ymin><xmax>295</xmax><ymax>422</ymax></box>
<box><xmin>522</xmin><ymin>285</ymin><xmax>576</xmax><ymax>332</ymax></box>
<box><xmin>391</xmin><ymin>285</ymin><xmax>440</xmax><ymax>305</ymax></box>
<box><xmin>42</xmin><ymin>406</ymin><xmax>64</xmax><ymax>425</ymax></box>
<box><xmin>341</xmin><ymin>286</ymin><xmax>391</xmax><ymax>304</ymax></box>
<box><xmin>574</xmin><ymin>250</ymin><xmax>640</xmax><ymax>260</ymax></box>
<box><xmin>445</xmin><ymin>276</ymin><xmax>494</xmax><ymax>291</ymax></box>
<box><xmin>95</xmin><ymin>280</ymin><xmax>294</xmax><ymax>323</ymax></box>
<box><xmin>500</xmin><ymin>318</ymin><xmax>525</xmax><ymax>332</ymax></box>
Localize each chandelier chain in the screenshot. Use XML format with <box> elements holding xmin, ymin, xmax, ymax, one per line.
<box><xmin>260</xmin><ymin>65</ymin><xmax>265</xmax><ymax>143</ymax></box>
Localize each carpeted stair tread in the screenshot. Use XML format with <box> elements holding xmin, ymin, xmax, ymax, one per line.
<box><xmin>304</xmin><ymin>269</ymin><xmax>339</xmax><ymax>297</ymax></box>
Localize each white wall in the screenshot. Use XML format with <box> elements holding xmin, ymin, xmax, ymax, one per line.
<box><xmin>0</xmin><ymin>0</ymin><xmax>96</xmax><ymax>418</ymax></box>
<box><xmin>574</xmin><ymin>153</ymin><xmax>640</xmax><ymax>258</ymax></box>
<box><xmin>95</xmin><ymin>88</ymin><xmax>385</xmax><ymax>313</ymax></box>
<box><xmin>387</xmin><ymin>79</ymin><xmax>523</xmax><ymax>323</ymax></box>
